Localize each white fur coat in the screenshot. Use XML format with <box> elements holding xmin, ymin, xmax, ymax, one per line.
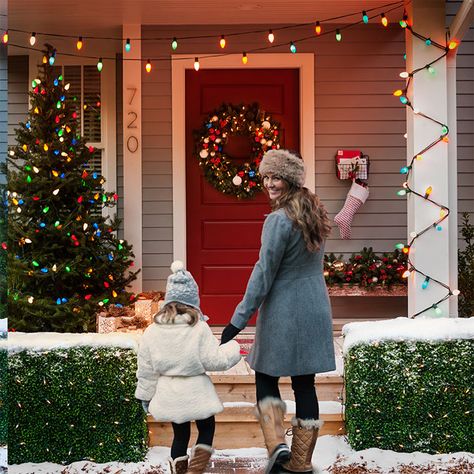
<box><xmin>135</xmin><ymin>314</ymin><xmax>241</xmax><ymax>423</ymax></box>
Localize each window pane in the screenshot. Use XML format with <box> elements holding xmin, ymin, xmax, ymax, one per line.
<box><xmin>83</xmin><ymin>65</ymin><xmax>101</xmax><ymax>143</ymax></box>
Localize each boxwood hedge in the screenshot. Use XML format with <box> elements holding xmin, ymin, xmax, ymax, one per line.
<box><xmin>345</xmin><ymin>339</ymin><xmax>473</xmax><ymax>453</ymax></box>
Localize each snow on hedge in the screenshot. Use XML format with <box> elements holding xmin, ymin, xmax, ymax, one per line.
<box><xmin>2</xmin><ymin>332</ymin><xmax>140</xmax><ymax>353</ymax></box>
<box><xmin>342</xmin><ymin>317</ymin><xmax>474</xmax><ymax>354</ymax></box>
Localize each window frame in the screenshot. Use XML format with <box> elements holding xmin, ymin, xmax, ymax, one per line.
<box><xmin>28</xmin><ymin>53</ymin><xmax>117</xmax><ymax>219</ymax></box>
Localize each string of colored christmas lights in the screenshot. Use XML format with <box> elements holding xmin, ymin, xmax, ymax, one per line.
<box><xmin>3</xmin><ymin>1</ymin><xmax>405</xmax><ymax>73</ymax></box>
<box><xmin>4</xmin><ymin>0</ymin><xmax>404</xmax><ymax>45</ymax></box>
<box><xmin>394</xmin><ymin>19</ymin><xmax>460</xmax><ymax>318</ymax></box>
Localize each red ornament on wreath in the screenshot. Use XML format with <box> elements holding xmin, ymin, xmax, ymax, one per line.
<box><xmin>194</xmin><ymin>102</ymin><xmax>281</xmax><ymax>199</ymax></box>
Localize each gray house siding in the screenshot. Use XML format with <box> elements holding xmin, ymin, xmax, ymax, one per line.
<box><xmin>140</xmin><ymin>24</ymin><xmax>408</xmax><ymax>290</ymax></box>
<box><xmin>447</xmin><ymin>0</ymin><xmax>474</xmax><ymax>253</ymax></box>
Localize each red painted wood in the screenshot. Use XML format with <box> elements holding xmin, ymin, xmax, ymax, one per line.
<box><xmin>185</xmin><ymin>69</ymin><xmax>300</xmax><ymax>324</ymax></box>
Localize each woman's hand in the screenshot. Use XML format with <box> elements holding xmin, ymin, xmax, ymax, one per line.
<box><xmin>220</xmin><ymin>324</ymin><xmax>241</xmax><ymax>345</ymax></box>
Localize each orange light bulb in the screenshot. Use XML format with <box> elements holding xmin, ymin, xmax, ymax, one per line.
<box><xmin>448</xmin><ymin>40</ymin><xmax>458</xmax><ymax>50</ymax></box>
<box><xmin>393</xmin><ymin>89</ymin><xmax>403</xmax><ymax>97</ymax></box>
<box><xmin>220</xmin><ymin>35</ymin><xmax>226</xmax><ymax>49</ymax></box>
<box><xmin>315</xmin><ymin>22</ymin><xmax>322</xmax><ymax>35</ymax></box>
<box><xmin>76</xmin><ymin>37</ymin><xmax>83</xmax><ymax>50</ymax></box>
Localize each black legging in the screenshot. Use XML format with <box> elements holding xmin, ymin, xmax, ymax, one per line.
<box><xmin>171</xmin><ymin>415</ymin><xmax>215</xmax><ymax>459</ymax></box>
<box><xmin>255</xmin><ymin>371</ymin><xmax>319</xmax><ymax>420</ymax></box>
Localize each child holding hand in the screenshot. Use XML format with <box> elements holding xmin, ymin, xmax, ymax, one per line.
<box><xmin>135</xmin><ymin>261</ymin><xmax>241</xmax><ymax>474</ymax></box>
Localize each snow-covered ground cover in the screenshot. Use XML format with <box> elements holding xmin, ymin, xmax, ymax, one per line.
<box><xmin>4</xmin><ymin>437</ymin><xmax>473</xmax><ymax>473</ymax></box>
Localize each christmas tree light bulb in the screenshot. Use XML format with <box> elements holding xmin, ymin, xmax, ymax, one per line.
<box><xmin>335</xmin><ymin>29</ymin><xmax>342</xmax><ymax>42</ymax></box>
<box><xmin>125</xmin><ymin>38</ymin><xmax>131</xmax><ymax>52</ymax></box>
<box><xmin>76</xmin><ymin>37</ymin><xmax>83</xmax><ymax>50</ymax></box>
<box><xmin>397</xmin><ymin>189</ymin><xmax>407</xmax><ymax>196</ymax></box>
<box><xmin>399</xmin><ymin>72</ymin><xmax>409</xmax><ymax>78</ymax></box>
<box><xmin>30</xmin><ymin>32</ymin><xmax>37</xmax><ymax>46</ymax></box>
<box><xmin>448</xmin><ymin>40</ymin><xmax>458</xmax><ymax>50</ymax></box>
<box><xmin>428</xmin><ymin>65</ymin><xmax>435</xmax><ymax>74</ymax></box>
<box><xmin>362</xmin><ymin>11</ymin><xmax>369</xmax><ymax>23</ymax></box>
<box><xmin>381</xmin><ymin>14</ymin><xmax>388</xmax><ymax>27</ymax></box>
<box><xmin>393</xmin><ymin>89</ymin><xmax>403</xmax><ymax>97</ymax></box>
<box><xmin>290</xmin><ymin>42</ymin><xmax>297</xmax><ymax>53</ymax></box>
<box><xmin>424</xmin><ymin>186</ymin><xmax>432</xmax><ymax>197</ymax></box>
<box><xmin>268</xmin><ymin>30</ymin><xmax>275</xmax><ymax>43</ymax></box>
<box><xmin>242</xmin><ymin>52</ymin><xmax>248</xmax><ymax>64</ymax></box>
<box><xmin>425</xmin><ymin>38</ymin><xmax>432</xmax><ymax>46</ymax></box>
<box><xmin>194</xmin><ymin>57</ymin><xmax>200</xmax><ymax>71</ymax></box>
<box><xmin>145</xmin><ymin>60</ymin><xmax>152</xmax><ymax>73</ymax></box>
<box><xmin>400</xmin><ymin>166</ymin><xmax>409</xmax><ymax>174</ymax></box>
<box><xmin>400</xmin><ymin>96</ymin><xmax>408</xmax><ymax>104</ymax></box>
<box><xmin>97</xmin><ymin>58</ymin><xmax>103</xmax><ymax>72</ymax></box>
<box><xmin>402</xmin><ymin>270</ymin><xmax>411</xmax><ymax>278</ymax></box>
<box><xmin>395</xmin><ymin>243</ymin><xmax>404</xmax><ymax>250</ymax></box>
<box><xmin>421</xmin><ymin>277</ymin><xmax>430</xmax><ymax>289</ymax></box>
<box><xmin>220</xmin><ymin>35</ymin><xmax>226</xmax><ymax>49</ymax></box>
<box><xmin>410</xmin><ymin>231</ymin><xmax>417</xmax><ymax>238</ymax></box>
<box><xmin>315</xmin><ymin>21</ymin><xmax>322</xmax><ymax>35</ymax></box>
<box><xmin>434</xmin><ymin>305</ymin><xmax>442</xmax><ymax>316</ymax></box>
<box><xmin>2</xmin><ymin>31</ymin><xmax>8</xmax><ymax>44</ymax></box>
<box><xmin>452</xmin><ymin>289</ymin><xmax>460</xmax><ymax>296</ymax></box>
<box><xmin>416</xmin><ymin>154</ymin><xmax>423</xmax><ymax>161</ymax></box>
<box><xmin>171</xmin><ymin>37</ymin><xmax>178</xmax><ymax>50</ymax></box>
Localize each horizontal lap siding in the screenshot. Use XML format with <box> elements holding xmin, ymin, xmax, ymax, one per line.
<box><xmin>447</xmin><ymin>1</ymin><xmax>474</xmax><ymax>252</ymax></box>
<box><xmin>116</xmin><ymin>57</ymin><xmax>124</xmax><ymax>239</ymax></box>
<box><xmin>7</xmin><ymin>56</ymin><xmax>28</xmax><ymax>148</ymax></box>
<box><xmin>141</xmin><ymin>25</ymin><xmax>409</xmax><ymax>291</ymax></box>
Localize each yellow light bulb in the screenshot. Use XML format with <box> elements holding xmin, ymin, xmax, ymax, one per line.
<box><xmin>220</xmin><ymin>36</ymin><xmax>226</xmax><ymax>48</ymax></box>
<box><xmin>242</xmin><ymin>52</ymin><xmax>248</xmax><ymax>65</ymax></box>
<box><xmin>393</xmin><ymin>89</ymin><xmax>403</xmax><ymax>97</ymax></box>
<box><xmin>145</xmin><ymin>60</ymin><xmax>152</xmax><ymax>73</ymax></box>
<box><xmin>76</xmin><ymin>37</ymin><xmax>83</xmax><ymax>50</ymax></box>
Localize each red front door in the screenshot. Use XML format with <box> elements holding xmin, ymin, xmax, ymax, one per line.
<box><xmin>185</xmin><ymin>69</ymin><xmax>300</xmax><ymax>324</ymax></box>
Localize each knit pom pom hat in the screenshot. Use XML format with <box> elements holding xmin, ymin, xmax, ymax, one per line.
<box><xmin>163</xmin><ymin>260</ymin><xmax>200</xmax><ymax>311</ymax></box>
<box><xmin>258</xmin><ymin>149</ymin><xmax>306</xmax><ymax>188</ymax></box>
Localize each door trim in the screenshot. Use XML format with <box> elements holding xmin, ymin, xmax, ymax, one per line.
<box><xmin>171</xmin><ymin>53</ymin><xmax>315</xmax><ymax>264</ymax></box>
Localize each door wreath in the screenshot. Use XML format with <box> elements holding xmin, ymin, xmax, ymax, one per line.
<box><xmin>194</xmin><ymin>103</ymin><xmax>281</xmax><ymax>199</ymax></box>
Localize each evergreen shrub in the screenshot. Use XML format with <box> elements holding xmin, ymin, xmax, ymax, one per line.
<box><xmin>8</xmin><ymin>346</ymin><xmax>148</xmax><ymax>464</ymax></box>
<box><xmin>345</xmin><ymin>339</ymin><xmax>473</xmax><ymax>453</ymax></box>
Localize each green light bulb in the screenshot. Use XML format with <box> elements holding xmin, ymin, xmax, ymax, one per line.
<box><xmin>290</xmin><ymin>42</ymin><xmax>297</xmax><ymax>53</ymax></box>
<box><xmin>171</xmin><ymin>38</ymin><xmax>178</xmax><ymax>50</ymax></box>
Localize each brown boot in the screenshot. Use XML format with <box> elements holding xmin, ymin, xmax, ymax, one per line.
<box><xmin>168</xmin><ymin>454</ymin><xmax>188</xmax><ymax>474</ymax></box>
<box><xmin>281</xmin><ymin>418</ymin><xmax>323</xmax><ymax>473</ymax></box>
<box><xmin>186</xmin><ymin>444</ymin><xmax>213</xmax><ymax>474</ymax></box>
<box><xmin>256</xmin><ymin>397</ymin><xmax>291</xmax><ymax>474</ymax></box>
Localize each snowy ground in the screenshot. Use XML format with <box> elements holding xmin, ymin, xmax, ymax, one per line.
<box><xmin>3</xmin><ymin>437</ymin><xmax>473</xmax><ymax>474</ymax></box>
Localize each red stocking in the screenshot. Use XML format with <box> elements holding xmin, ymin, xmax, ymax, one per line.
<box><xmin>334</xmin><ymin>181</ymin><xmax>369</xmax><ymax>240</ymax></box>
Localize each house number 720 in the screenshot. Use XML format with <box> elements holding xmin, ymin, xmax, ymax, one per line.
<box><xmin>126</xmin><ymin>87</ymin><xmax>139</xmax><ymax>153</ymax></box>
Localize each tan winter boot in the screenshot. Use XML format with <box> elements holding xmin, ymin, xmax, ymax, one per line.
<box><xmin>168</xmin><ymin>454</ymin><xmax>188</xmax><ymax>474</ymax></box>
<box><xmin>256</xmin><ymin>397</ymin><xmax>291</xmax><ymax>474</ymax></box>
<box><xmin>186</xmin><ymin>444</ymin><xmax>213</xmax><ymax>474</ymax></box>
<box><xmin>281</xmin><ymin>418</ymin><xmax>323</xmax><ymax>473</ymax></box>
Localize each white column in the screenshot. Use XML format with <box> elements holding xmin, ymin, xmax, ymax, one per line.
<box><xmin>405</xmin><ymin>0</ymin><xmax>450</xmax><ymax>317</ymax></box>
<box><xmin>122</xmin><ymin>24</ymin><xmax>143</xmax><ymax>292</ymax></box>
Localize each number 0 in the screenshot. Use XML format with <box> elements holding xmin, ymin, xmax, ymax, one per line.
<box><xmin>127</xmin><ymin>135</ymin><xmax>139</xmax><ymax>153</ymax></box>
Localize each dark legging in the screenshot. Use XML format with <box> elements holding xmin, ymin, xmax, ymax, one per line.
<box><xmin>255</xmin><ymin>371</ymin><xmax>319</xmax><ymax>420</ymax></box>
<box><xmin>171</xmin><ymin>415</ymin><xmax>215</xmax><ymax>459</ymax></box>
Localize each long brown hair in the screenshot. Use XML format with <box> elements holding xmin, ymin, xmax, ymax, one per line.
<box><xmin>270</xmin><ymin>183</ymin><xmax>331</xmax><ymax>252</ymax></box>
<box><xmin>154</xmin><ymin>302</ymin><xmax>200</xmax><ymax>326</ymax></box>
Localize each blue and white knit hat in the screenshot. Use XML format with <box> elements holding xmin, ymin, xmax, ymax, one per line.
<box><xmin>163</xmin><ymin>260</ymin><xmax>200</xmax><ymax>311</ymax></box>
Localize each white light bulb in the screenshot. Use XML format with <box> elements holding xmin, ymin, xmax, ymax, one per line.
<box><xmin>452</xmin><ymin>289</ymin><xmax>460</xmax><ymax>296</ymax></box>
<box><xmin>410</xmin><ymin>231</ymin><xmax>417</xmax><ymax>238</ymax></box>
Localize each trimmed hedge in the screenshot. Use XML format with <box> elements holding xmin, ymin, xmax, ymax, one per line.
<box><xmin>345</xmin><ymin>339</ymin><xmax>474</xmax><ymax>454</ymax></box>
<box><xmin>8</xmin><ymin>346</ymin><xmax>148</xmax><ymax>464</ymax></box>
<box><xmin>0</xmin><ymin>346</ymin><xmax>6</xmax><ymax>444</ymax></box>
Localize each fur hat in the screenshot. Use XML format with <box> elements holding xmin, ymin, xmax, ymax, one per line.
<box><xmin>259</xmin><ymin>149</ymin><xmax>306</xmax><ymax>188</ymax></box>
<box><xmin>163</xmin><ymin>260</ymin><xmax>200</xmax><ymax>311</ymax></box>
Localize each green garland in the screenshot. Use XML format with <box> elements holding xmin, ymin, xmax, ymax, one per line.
<box><xmin>195</xmin><ymin>103</ymin><xmax>280</xmax><ymax>199</ymax></box>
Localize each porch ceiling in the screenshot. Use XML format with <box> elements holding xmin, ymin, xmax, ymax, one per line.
<box><xmin>8</xmin><ymin>0</ymin><xmax>403</xmax><ymax>34</ymax></box>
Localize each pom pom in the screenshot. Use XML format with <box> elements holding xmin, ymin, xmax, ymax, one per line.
<box><xmin>170</xmin><ymin>260</ymin><xmax>185</xmax><ymax>273</ymax></box>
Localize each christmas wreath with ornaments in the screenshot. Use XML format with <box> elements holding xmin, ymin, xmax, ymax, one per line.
<box><xmin>194</xmin><ymin>103</ymin><xmax>281</xmax><ymax>199</ymax></box>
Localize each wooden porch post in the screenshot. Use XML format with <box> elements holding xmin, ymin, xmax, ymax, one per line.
<box><xmin>122</xmin><ymin>25</ymin><xmax>143</xmax><ymax>292</ymax></box>
<box><xmin>405</xmin><ymin>0</ymin><xmax>450</xmax><ymax>317</ymax></box>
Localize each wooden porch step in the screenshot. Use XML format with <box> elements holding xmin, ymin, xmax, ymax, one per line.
<box><xmin>211</xmin><ymin>374</ymin><xmax>344</xmax><ymax>403</ymax></box>
<box><xmin>148</xmin><ymin>406</ymin><xmax>345</xmax><ymax>449</ymax></box>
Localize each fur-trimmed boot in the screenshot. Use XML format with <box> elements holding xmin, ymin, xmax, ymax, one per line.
<box><xmin>256</xmin><ymin>397</ymin><xmax>291</xmax><ymax>474</ymax></box>
<box><xmin>168</xmin><ymin>454</ymin><xmax>188</xmax><ymax>474</ymax></box>
<box><xmin>280</xmin><ymin>418</ymin><xmax>323</xmax><ymax>473</ymax></box>
<box><xmin>186</xmin><ymin>444</ymin><xmax>213</xmax><ymax>474</ymax></box>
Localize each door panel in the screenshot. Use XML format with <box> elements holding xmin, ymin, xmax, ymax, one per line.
<box><xmin>185</xmin><ymin>69</ymin><xmax>300</xmax><ymax>324</ymax></box>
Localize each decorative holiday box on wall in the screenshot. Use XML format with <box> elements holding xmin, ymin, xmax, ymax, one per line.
<box><xmin>343</xmin><ymin>318</ymin><xmax>474</xmax><ymax>454</ymax></box>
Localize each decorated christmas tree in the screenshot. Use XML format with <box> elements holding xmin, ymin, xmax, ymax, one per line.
<box><xmin>7</xmin><ymin>45</ymin><xmax>138</xmax><ymax>332</ymax></box>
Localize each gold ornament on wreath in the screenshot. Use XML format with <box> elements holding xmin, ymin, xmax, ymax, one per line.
<box><xmin>194</xmin><ymin>103</ymin><xmax>281</xmax><ymax>199</ymax></box>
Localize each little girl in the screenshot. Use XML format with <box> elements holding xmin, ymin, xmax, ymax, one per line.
<box><xmin>135</xmin><ymin>261</ymin><xmax>241</xmax><ymax>474</ymax></box>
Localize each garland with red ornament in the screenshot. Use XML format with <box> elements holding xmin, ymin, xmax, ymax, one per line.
<box><xmin>194</xmin><ymin>103</ymin><xmax>281</xmax><ymax>199</ymax></box>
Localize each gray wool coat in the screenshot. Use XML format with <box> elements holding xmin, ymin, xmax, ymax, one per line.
<box><xmin>231</xmin><ymin>208</ymin><xmax>336</xmax><ymax>377</ymax></box>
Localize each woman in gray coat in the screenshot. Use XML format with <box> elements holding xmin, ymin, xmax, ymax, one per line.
<box><xmin>221</xmin><ymin>149</ymin><xmax>335</xmax><ymax>474</ymax></box>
